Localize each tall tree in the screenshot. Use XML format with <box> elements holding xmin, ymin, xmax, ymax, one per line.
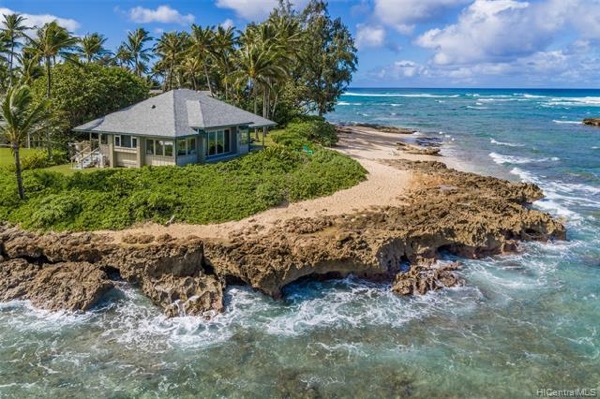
<box><xmin>26</xmin><ymin>21</ymin><xmax>78</xmax><ymax>158</ymax></box>
<box><xmin>235</xmin><ymin>23</ymin><xmax>288</xmax><ymax>139</ymax></box>
<box><xmin>115</xmin><ymin>44</ymin><xmax>132</xmax><ymax>68</ymax></box>
<box><xmin>189</xmin><ymin>24</ymin><xmax>216</xmax><ymax>95</ymax></box>
<box><xmin>120</xmin><ymin>28</ymin><xmax>153</xmax><ymax>77</ymax></box>
<box><xmin>300</xmin><ymin>0</ymin><xmax>357</xmax><ymax>116</ymax></box>
<box><xmin>211</xmin><ymin>26</ymin><xmax>237</xmax><ymax>99</ymax></box>
<box><xmin>0</xmin><ymin>85</ymin><xmax>48</xmax><ymax>200</ymax></box>
<box><xmin>16</xmin><ymin>49</ymin><xmax>43</xmax><ymax>85</ymax></box>
<box><xmin>77</xmin><ymin>32</ymin><xmax>110</xmax><ymax>63</ymax></box>
<box><xmin>1</xmin><ymin>13</ymin><xmax>30</xmax><ymax>87</ymax></box>
<box><xmin>154</xmin><ymin>31</ymin><xmax>189</xmax><ymax>91</ymax></box>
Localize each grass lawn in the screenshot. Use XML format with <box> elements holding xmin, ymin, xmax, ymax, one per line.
<box><xmin>1</xmin><ymin>147</ymin><xmax>96</xmax><ymax>175</ymax></box>
<box><xmin>0</xmin><ymin>148</ymin><xmax>40</xmax><ymax>167</ymax></box>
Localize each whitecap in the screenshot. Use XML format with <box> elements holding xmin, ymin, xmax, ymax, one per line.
<box><xmin>521</xmin><ymin>94</ymin><xmax>548</xmax><ymax>99</ymax></box>
<box><xmin>343</xmin><ymin>92</ymin><xmax>458</xmax><ymax>98</ymax></box>
<box><xmin>552</xmin><ymin>120</ymin><xmax>582</xmax><ymax>125</ymax></box>
<box><xmin>489</xmin><ymin>152</ymin><xmax>558</xmax><ymax>165</ymax></box>
<box><xmin>490</xmin><ymin>138</ymin><xmax>525</xmax><ymax>147</ymax></box>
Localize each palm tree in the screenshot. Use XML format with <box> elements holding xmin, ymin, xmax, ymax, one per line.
<box><xmin>77</xmin><ymin>32</ymin><xmax>110</xmax><ymax>62</ymax></box>
<box><xmin>0</xmin><ymin>85</ymin><xmax>48</xmax><ymax>200</ymax></box>
<box><xmin>115</xmin><ymin>44</ymin><xmax>132</xmax><ymax>68</ymax></box>
<box><xmin>212</xmin><ymin>26</ymin><xmax>237</xmax><ymax>99</ymax></box>
<box><xmin>179</xmin><ymin>56</ymin><xmax>203</xmax><ymax>90</ymax></box>
<box><xmin>155</xmin><ymin>31</ymin><xmax>189</xmax><ymax>91</ymax></box>
<box><xmin>16</xmin><ymin>50</ymin><xmax>42</xmax><ymax>85</ymax></box>
<box><xmin>189</xmin><ymin>25</ymin><xmax>216</xmax><ymax>95</ymax></box>
<box><xmin>26</xmin><ymin>21</ymin><xmax>78</xmax><ymax>158</ymax></box>
<box><xmin>1</xmin><ymin>13</ymin><xmax>30</xmax><ymax>86</ymax></box>
<box><xmin>234</xmin><ymin>26</ymin><xmax>287</xmax><ymax>140</ymax></box>
<box><xmin>120</xmin><ymin>28</ymin><xmax>153</xmax><ymax>77</ymax></box>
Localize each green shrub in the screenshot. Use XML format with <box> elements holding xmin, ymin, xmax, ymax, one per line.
<box><xmin>26</xmin><ymin>193</ymin><xmax>82</xmax><ymax>229</ymax></box>
<box><xmin>271</xmin><ymin>117</ymin><xmax>338</xmax><ymax>148</ymax></box>
<box><xmin>0</xmin><ymin>143</ymin><xmax>366</xmax><ymax>232</ymax></box>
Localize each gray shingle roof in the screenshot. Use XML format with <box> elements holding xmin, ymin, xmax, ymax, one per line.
<box><xmin>73</xmin><ymin>89</ymin><xmax>276</xmax><ymax>138</ymax></box>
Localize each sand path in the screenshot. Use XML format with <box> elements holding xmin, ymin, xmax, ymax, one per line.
<box><xmin>105</xmin><ymin>127</ymin><xmax>443</xmax><ymax>242</ymax></box>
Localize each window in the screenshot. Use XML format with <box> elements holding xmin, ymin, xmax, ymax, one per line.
<box><xmin>177</xmin><ymin>140</ymin><xmax>187</xmax><ymax>156</ymax></box>
<box><xmin>188</xmin><ymin>138</ymin><xmax>196</xmax><ymax>155</ymax></box>
<box><xmin>146</xmin><ymin>139</ymin><xmax>174</xmax><ymax>157</ymax></box>
<box><xmin>177</xmin><ymin>138</ymin><xmax>197</xmax><ymax>156</ymax></box>
<box><xmin>164</xmin><ymin>141</ymin><xmax>173</xmax><ymax>157</ymax></box>
<box><xmin>100</xmin><ymin>135</ymin><xmax>108</xmax><ymax>145</ymax></box>
<box><xmin>115</xmin><ymin>135</ymin><xmax>136</xmax><ymax>148</ymax></box>
<box><xmin>239</xmin><ymin>128</ymin><xmax>249</xmax><ymax>145</ymax></box>
<box><xmin>146</xmin><ymin>140</ymin><xmax>154</xmax><ymax>155</ymax></box>
<box><xmin>205</xmin><ymin>130</ymin><xmax>233</xmax><ymax>157</ymax></box>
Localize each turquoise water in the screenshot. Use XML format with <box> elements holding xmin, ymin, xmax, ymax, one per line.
<box><xmin>1</xmin><ymin>88</ymin><xmax>599</xmax><ymax>398</ymax></box>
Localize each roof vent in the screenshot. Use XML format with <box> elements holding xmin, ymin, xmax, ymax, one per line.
<box><xmin>151</xmin><ymin>105</ymin><xmax>156</xmax><ymax>109</ymax></box>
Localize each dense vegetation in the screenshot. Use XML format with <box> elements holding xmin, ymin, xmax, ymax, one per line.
<box><xmin>0</xmin><ymin>1</ymin><xmax>362</xmax><ymax>231</ymax></box>
<box><xmin>0</xmin><ymin>139</ymin><xmax>366</xmax><ymax>231</ymax></box>
<box><xmin>1</xmin><ymin>0</ymin><xmax>356</xmax><ymax>148</ymax></box>
<box><xmin>30</xmin><ymin>63</ymin><xmax>149</xmax><ymax>142</ymax></box>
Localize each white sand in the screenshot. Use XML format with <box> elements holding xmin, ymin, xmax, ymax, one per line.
<box><xmin>105</xmin><ymin>126</ymin><xmax>448</xmax><ymax>242</ymax></box>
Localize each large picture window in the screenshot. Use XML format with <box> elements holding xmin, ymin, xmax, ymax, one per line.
<box><xmin>114</xmin><ymin>135</ymin><xmax>137</xmax><ymax>148</ymax></box>
<box><xmin>146</xmin><ymin>139</ymin><xmax>174</xmax><ymax>157</ymax></box>
<box><xmin>206</xmin><ymin>129</ymin><xmax>231</xmax><ymax>157</ymax></box>
<box><xmin>177</xmin><ymin>137</ymin><xmax>197</xmax><ymax>156</ymax></box>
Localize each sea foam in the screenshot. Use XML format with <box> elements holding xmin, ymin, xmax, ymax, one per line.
<box><xmin>489</xmin><ymin>152</ymin><xmax>559</xmax><ymax>165</ymax></box>
<box><xmin>490</xmin><ymin>138</ymin><xmax>525</xmax><ymax>147</ymax></box>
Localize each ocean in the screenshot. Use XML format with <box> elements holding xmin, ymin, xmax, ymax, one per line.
<box><xmin>1</xmin><ymin>88</ymin><xmax>599</xmax><ymax>398</ymax></box>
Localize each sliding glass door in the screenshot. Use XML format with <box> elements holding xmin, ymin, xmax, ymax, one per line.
<box><xmin>206</xmin><ymin>129</ymin><xmax>231</xmax><ymax>158</ymax></box>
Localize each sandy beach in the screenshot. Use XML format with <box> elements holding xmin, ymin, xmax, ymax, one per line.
<box><xmin>105</xmin><ymin>126</ymin><xmax>446</xmax><ymax>242</ymax></box>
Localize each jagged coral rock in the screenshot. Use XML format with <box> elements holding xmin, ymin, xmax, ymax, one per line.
<box><xmin>0</xmin><ymin>160</ymin><xmax>566</xmax><ymax>316</ymax></box>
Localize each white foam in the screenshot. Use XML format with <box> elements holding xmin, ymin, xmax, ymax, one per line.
<box><xmin>543</xmin><ymin>97</ymin><xmax>600</xmax><ymax>107</ymax></box>
<box><xmin>337</xmin><ymin>101</ymin><xmax>351</xmax><ymax>106</ymax></box>
<box><xmin>467</xmin><ymin>106</ymin><xmax>489</xmax><ymax>110</ymax></box>
<box><xmin>490</xmin><ymin>138</ymin><xmax>525</xmax><ymax>147</ymax></box>
<box><xmin>521</xmin><ymin>93</ymin><xmax>548</xmax><ymax>99</ymax></box>
<box><xmin>343</xmin><ymin>92</ymin><xmax>459</xmax><ymax>98</ymax></box>
<box><xmin>489</xmin><ymin>152</ymin><xmax>559</xmax><ymax>165</ymax></box>
<box><xmin>552</xmin><ymin>120</ymin><xmax>582</xmax><ymax>124</ymax></box>
<box><xmin>509</xmin><ymin>167</ymin><xmax>537</xmax><ymax>183</ymax></box>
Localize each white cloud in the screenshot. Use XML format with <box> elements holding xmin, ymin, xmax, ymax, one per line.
<box><xmin>221</xmin><ymin>18</ymin><xmax>235</xmax><ymax>29</ymax></box>
<box><xmin>128</xmin><ymin>5</ymin><xmax>194</xmax><ymax>25</ymax></box>
<box><xmin>215</xmin><ymin>0</ymin><xmax>309</xmax><ymax>21</ymax></box>
<box><xmin>376</xmin><ymin>60</ymin><xmax>428</xmax><ymax>79</ymax></box>
<box><xmin>415</xmin><ymin>0</ymin><xmax>569</xmax><ymax>65</ymax></box>
<box><xmin>374</xmin><ymin>0</ymin><xmax>470</xmax><ymax>34</ymax></box>
<box><xmin>356</xmin><ymin>24</ymin><xmax>385</xmax><ymax>49</ymax></box>
<box><xmin>0</xmin><ymin>7</ymin><xmax>80</xmax><ymax>32</ymax></box>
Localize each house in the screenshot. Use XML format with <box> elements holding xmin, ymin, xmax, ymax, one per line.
<box><xmin>72</xmin><ymin>89</ymin><xmax>276</xmax><ymax>168</ymax></box>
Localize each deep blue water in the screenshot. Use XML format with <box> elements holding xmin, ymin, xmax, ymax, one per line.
<box><xmin>0</xmin><ymin>88</ymin><xmax>599</xmax><ymax>398</ymax></box>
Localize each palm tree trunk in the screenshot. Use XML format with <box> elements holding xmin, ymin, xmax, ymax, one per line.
<box><xmin>13</xmin><ymin>144</ymin><xmax>25</xmax><ymax>200</ymax></box>
<box><xmin>45</xmin><ymin>57</ymin><xmax>53</xmax><ymax>160</ymax></box>
<box><xmin>253</xmin><ymin>84</ymin><xmax>259</xmax><ymax>140</ymax></box>
<box><xmin>8</xmin><ymin>42</ymin><xmax>15</xmax><ymax>86</ymax></box>
<box><xmin>262</xmin><ymin>88</ymin><xmax>268</xmax><ymax>146</ymax></box>
<box><xmin>203</xmin><ymin>64</ymin><xmax>213</xmax><ymax>96</ymax></box>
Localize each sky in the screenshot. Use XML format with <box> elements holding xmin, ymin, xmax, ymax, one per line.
<box><xmin>2</xmin><ymin>0</ymin><xmax>600</xmax><ymax>88</ymax></box>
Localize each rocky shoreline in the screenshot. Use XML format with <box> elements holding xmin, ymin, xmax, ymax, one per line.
<box><xmin>0</xmin><ymin>158</ymin><xmax>566</xmax><ymax>318</ymax></box>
